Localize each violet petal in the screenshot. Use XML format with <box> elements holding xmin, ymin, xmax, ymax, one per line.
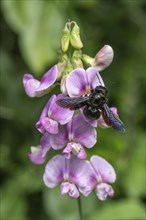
<box><xmin>66</xmin><ymin>68</ymin><xmax>87</xmax><ymax>97</ymax></box>
<box><xmin>35</xmin><ymin>65</ymin><xmax>58</xmax><ymax>95</ymax></box>
<box><xmin>49</xmin><ymin>125</ymin><xmax>68</xmax><ymax>150</ymax></box>
<box><xmin>50</xmin><ymin>94</ymin><xmax>74</xmax><ymax>125</ymax></box>
<box><xmin>23</xmin><ymin>74</ymin><xmax>40</xmax><ymax>97</ymax></box>
<box><xmin>41</xmin><ymin>117</ymin><xmax>58</xmax><ymax>134</ymax></box>
<box><xmin>23</xmin><ymin>65</ymin><xmax>58</xmax><ymax>97</ymax></box>
<box><xmin>70</xmin><ymin>114</ymin><xmax>97</xmax><ymax>148</ymax></box>
<box><xmin>90</xmin><ymin>155</ymin><xmax>116</xmax><ymax>183</ymax></box>
<box><xmin>68</xmin><ymin>156</ymin><xmax>96</xmax><ymax>196</ymax></box>
<box><xmin>86</xmin><ymin>67</ymin><xmax>105</xmax><ymax>89</ymax></box>
<box><xmin>28</xmin><ymin>144</ymin><xmax>51</xmax><ymax>165</ymax></box>
<box><xmin>95</xmin><ymin>183</ymin><xmax>114</xmax><ymax>201</ymax></box>
<box><xmin>43</xmin><ymin>155</ymin><xmax>66</xmax><ymax>188</ymax></box>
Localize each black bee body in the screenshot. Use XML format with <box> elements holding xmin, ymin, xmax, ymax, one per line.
<box><xmin>56</xmin><ymin>85</ymin><xmax>125</xmax><ymax>133</ymax></box>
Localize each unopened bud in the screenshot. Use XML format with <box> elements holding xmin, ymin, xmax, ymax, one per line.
<box><xmin>70</xmin><ymin>22</ymin><xmax>83</xmax><ymax>49</ymax></box>
<box><xmin>61</xmin><ymin>23</ymin><xmax>70</xmax><ymax>52</ymax></box>
<box><xmin>72</xmin><ymin>50</ymin><xmax>83</xmax><ymax>68</ymax></box>
<box><xmin>60</xmin><ymin>74</ymin><xmax>68</xmax><ymax>95</ymax></box>
<box><xmin>81</xmin><ymin>54</ymin><xmax>94</xmax><ymax>66</ymax></box>
<box><xmin>60</xmin><ymin>62</ymin><xmax>73</xmax><ymax>95</ymax></box>
<box><xmin>94</xmin><ymin>45</ymin><xmax>114</xmax><ymax>71</ymax></box>
<box><xmin>57</xmin><ymin>54</ymin><xmax>68</xmax><ymax>80</ymax></box>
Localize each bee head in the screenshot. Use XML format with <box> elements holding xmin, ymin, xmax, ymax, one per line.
<box><xmin>95</xmin><ymin>86</ymin><xmax>107</xmax><ymax>96</ymax></box>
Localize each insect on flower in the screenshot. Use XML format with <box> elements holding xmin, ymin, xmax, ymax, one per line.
<box><xmin>56</xmin><ymin>74</ymin><xmax>125</xmax><ymax>133</ymax></box>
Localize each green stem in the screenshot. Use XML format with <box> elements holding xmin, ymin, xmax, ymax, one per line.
<box><xmin>78</xmin><ymin>196</ymin><xmax>83</xmax><ymax>220</ymax></box>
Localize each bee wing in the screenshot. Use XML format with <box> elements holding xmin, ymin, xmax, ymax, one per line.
<box><xmin>56</xmin><ymin>96</ymin><xmax>89</xmax><ymax>110</ymax></box>
<box><xmin>102</xmin><ymin>104</ymin><xmax>125</xmax><ymax>133</ymax></box>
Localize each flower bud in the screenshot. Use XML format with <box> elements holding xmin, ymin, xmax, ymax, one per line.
<box><xmin>57</xmin><ymin>54</ymin><xmax>68</xmax><ymax>80</ymax></box>
<box><xmin>60</xmin><ymin>61</ymin><xmax>73</xmax><ymax>95</ymax></box>
<box><xmin>81</xmin><ymin>54</ymin><xmax>94</xmax><ymax>66</ymax></box>
<box><xmin>61</xmin><ymin>23</ymin><xmax>70</xmax><ymax>52</ymax></box>
<box><xmin>70</xmin><ymin>23</ymin><xmax>83</xmax><ymax>49</ymax></box>
<box><xmin>93</xmin><ymin>45</ymin><xmax>114</xmax><ymax>71</ymax></box>
<box><xmin>72</xmin><ymin>50</ymin><xmax>83</xmax><ymax>68</ymax></box>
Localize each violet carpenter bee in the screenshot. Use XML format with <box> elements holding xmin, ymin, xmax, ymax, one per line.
<box><xmin>56</xmin><ymin>85</ymin><xmax>125</xmax><ymax>133</ymax></box>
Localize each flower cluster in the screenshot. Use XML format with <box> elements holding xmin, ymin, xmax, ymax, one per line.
<box><xmin>23</xmin><ymin>21</ymin><xmax>124</xmax><ymax>201</ymax></box>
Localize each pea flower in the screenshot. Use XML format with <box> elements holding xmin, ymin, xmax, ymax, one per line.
<box><xmin>28</xmin><ymin>132</ymin><xmax>51</xmax><ymax>164</ymax></box>
<box><xmin>43</xmin><ymin>155</ymin><xmax>94</xmax><ymax>199</ymax></box>
<box><xmin>42</xmin><ymin>114</ymin><xmax>97</xmax><ymax>160</ymax></box>
<box><xmin>36</xmin><ymin>94</ymin><xmax>74</xmax><ymax>134</ymax></box>
<box><xmin>87</xmin><ymin>155</ymin><xmax>116</xmax><ymax>201</ymax></box>
<box><xmin>82</xmin><ymin>45</ymin><xmax>114</xmax><ymax>71</ymax></box>
<box><xmin>66</xmin><ymin>67</ymin><xmax>104</xmax><ymax>97</ymax></box>
<box><xmin>23</xmin><ymin>65</ymin><xmax>58</xmax><ymax>97</ymax></box>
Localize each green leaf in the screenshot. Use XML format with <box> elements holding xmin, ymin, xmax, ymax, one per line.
<box><xmin>2</xmin><ymin>1</ymin><xmax>65</xmax><ymax>73</ymax></box>
<box><xmin>91</xmin><ymin>199</ymin><xmax>146</xmax><ymax>220</ymax></box>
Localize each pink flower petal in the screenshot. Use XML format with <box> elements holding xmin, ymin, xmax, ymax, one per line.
<box><xmin>50</xmin><ymin>94</ymin><xmax>74</xmax><ymax>125</ymax></box>
<box><xmin>90</xmin><ymin>155</ymin><xmax>116</xmax><ymax>183</ymax></box>
<box><xmin>35</xmin><ymin>65</ymin><xmax>58</xmax><ymax>95</ymax></box>
<box><xmin>70</xmin><ymin>114</ymin><xmax>97</xmax><ymax>148</ymax></box>
<box><xmin>43</xmin><ymin>155</ymin><xmax>66</xmax><ymax>188</ymax></box>
<box><xmin>49</xmin><ymin>125</ymin><xmax>68</xmax><ymax>150</ymax></box>
<box><xmin>86</xmin><ymin>67</ymin><xmax>105</xmax><ymax>89</ymax></box>
<box><xmin>68</xmin><ymin>157</ymin><xmax>96</xmax><ymax>196</ymax></box>
<box><xmin>23</xmin><ymin>65</ymin><xmax>58</xmax><ymax>97</ymax></box>
<box><xmin>66</xmin><ymin>68</ymin><xmax>87</xmax><ymax>97</ymax></box>
<box><xmin>61</xmin><ymin>182</ymin><xmax>80</xmax><ymax>198</ymax></box>
<box><xmin>95</xmin><ymin>45</ymin><xmax>114</xmax><ymax>71</ymax></box>
<box><xmin>28</xmin><ymin>144</ymin><xmax>51</xmax><ymax>165</ymax></box>
<box><xmin>95</xmin><ymin>183</ymin><xmax>114</xmax><ymax>200</ymax></box>
<box><xmin>23</xmin><ymin>74</ymin><xmax>40</xmax><ymax>97</ymax></box>
<box><xmin>41</xmin><ymin>117</ymin><xmax>58</xmax><ymax>134</ymax></box>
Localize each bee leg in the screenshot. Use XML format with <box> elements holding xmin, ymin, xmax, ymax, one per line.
<box><xmin>83</xmin><ymin>106</ymin><xmax>100</xmax><ymax>120</ymax></box>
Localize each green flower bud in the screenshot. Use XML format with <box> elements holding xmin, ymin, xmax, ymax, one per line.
<box><xmin>70</xmin><ymin>22</ymin><xmax>83</xmax><ymax>49</ymax></box>
<box><xmin>61</xmin><ymin>23</ymin><xmax>70</xmax><ymax>52</ymax></box>
<box><xmin>72</xmin><ymin>50</ymin><xmax>83</xmax><ymax>68</ymax></box>
<box><xmin>81</xmin><ymin>54</ymin><xmax>94</xmax><ymax>66</ymax></box>
<box><xmin>60</xmin><ymin>61</ymin><xmax>73</xmax><ymax>95</ymax></box>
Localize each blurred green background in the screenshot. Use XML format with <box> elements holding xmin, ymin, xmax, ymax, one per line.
<box><xmin>0</xmin><ymin>0</ymin><xmax>145</xmax><ymax>219</ymax></box>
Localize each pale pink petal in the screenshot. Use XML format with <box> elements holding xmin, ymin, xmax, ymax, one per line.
<box><xmin>61</xmin><ymin>182</ymin><xmax>80</xmax><ymax>198</ymax></box>
<box><xmin>43</xmin><ymin>155</ymin><xmax>66</xmax><ymax>188</ymax></box>
<box><xmin>95</xmin><ymin>45</ymin><xmax>114</xmax><ymax>71</ymax></box>
<box><xmin>90</xmin><ymin>155</ymin><xmax>116</xmax><ymax>183</ymax></box>
<box><xmin>49</xmin><ymin>125</ymin><xmax>68</xmax><ymax>150</ymax></box>
<box><xmin>68</xmin><ymin>157</ymin><xmax>96</xmax><ymax>196</ymax></box>
<box><xmin>66</xmin><ymin>68</ymin><xmax>87</xmax><ymax>97</ymax></box>
<box><xmin>23</xmin><ymin>74</ymin><xmax>40</xmax><ymax>97</ymax></box>
<box><xmin>86</xmin><ymin>67</ymin><xmax>105</xmax><ymax>89</ymax></box>
<box><xmin>50</xmin><ymin>94</ymin><xmax>74</xmax><ymax>125</ymax></box>
<box><xmin>35</xmin><ymin>65</ymin><xmax>58</xmax><ymax>95</ymax></box>
<box><xmin>70</xmin><ymin>114</ymin><xmax>97</xmax><ymax>148</ymax></box>
<box><xmin>28</xmin><ymin>144</ymin><xmax>51</xmax><ymax>165</ymax></box>
<box><xmin>23</xmin><ymin>65</ymin><xmax>58</xmax><ymax>97</ymax></box>
<box><xmin>95</xmin><ymin>183</ymin><xmax>114</xmax><ymax>200</ymax></box>
<box><xmin>41</xmin><ymin>117</ymin><xmax>58</xmax><ymax>134</ymax></box>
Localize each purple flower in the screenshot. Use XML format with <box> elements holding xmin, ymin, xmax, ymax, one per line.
<box><xmin>42</xmin><ymin>114</ymin><xmax>97</xmax><ymax>159</ymax></box>
<box><xmin>66</xmin><ymin>67</ymin><xmax>105</xmax><ymax>97</ymax></box>
<box><xmin>88</xmin><ymin>155</ymin><xmax>116</xmax><ymax>201</ymax></box>
<box><xmin>43</xmin><ymin>155</ymin><xmax>94</xmax><ymax>198</ymax></box>
<box><xmin>36</xmin><ymin>94</ymin><xmax>74</xmax><ymax>134</ymax></box>
<box><xmin>23</xmin><ymin>65</ymin><xmax>58</xmax><ymax>97</ymax></box>
<box><xmin>28</xmin><ymin>132</ymin><xmax>51</xmax><ymax>164</ymax></box>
